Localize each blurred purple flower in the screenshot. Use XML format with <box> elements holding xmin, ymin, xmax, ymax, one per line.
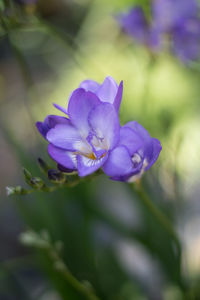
<box><xmin>171</xmin><ymin>18</ymin><xmax>200</xmax><ymax>63</ymax></box>
<box><xmin>117</xmin><ymin>7</ymin><xmax>149</xmax><ymax>44</ymax></box>
<box><xmin>36</xmin><ymin>77</ymin><xmax>161</xmax><ymax>181</ymax></box>
<box><xmin>117</xmin><ymin>0</ymin><xmax>200</xmax><ymax>63</ymax></box>
<box><xmin>118</xmin><ymin>6</ymin><xmax>162</xmax><ymax>50</ymax></box>
<box><xmin>152</xmin><ymin>0</ymin><xmax>198</xmax><ymax>32</ymax></box>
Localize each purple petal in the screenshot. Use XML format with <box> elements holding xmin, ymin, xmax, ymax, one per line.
<box><xmin>118</xmin><ymin>7</ymin><xmax>149</xmax><ymax>43</ymax></box>
<box><xmin>79</xmin><ymin>79</ymin><xmax>100</xmax><ymax>93</ymax></box>
<box><xmin>145</xmin><ymin>138</ymin><xmax>162</xmax><ymax>170</ymax></box>
<box><xmin>57</xmin><ymin>164</ymin><xmax>75</xmax><ymax>173</ymax></box>
<box><xmin>113</xmin><ymin>81</ymin><xmax>123</xmax><ymax>112</ymax></box>
<box><xmin>124</xmin><ymin>121</ymin><xmax>151</xmax><ymax>141</ymax></box>
<box><xmin>103</xmin><ymin>146</ymin><xmax>133</xmax><ymax>177</ymax></box>
<box><xmin>111</xmin><ymin>153</ymin><xmax>144</xmax><ymax>182</ymax></box>
<box><xmin>79</xmin><ymin>77</ymin><xmax>123</xmax><ymax>111</ymax></box>
<box><xmin>88</xmin><ymin>103</ymin><xmax>120</xmax><ymax>150</ymax></box>
<box><xmin>77</xmin><ymin>153</ymin><xmax>108</xmax><ymax>177</ymax></box>
<box><xmin>48</xmin><ymin>144</ymin><xmax>77</xmax><ymax>170</ymax></box>
<box><xmin>119</xmin><ymin>126</ymin><xmax>144</xmax><ymax>155</ymax></box>
<box><xmin>36</xmin><ymin>121</ymin><xmax>48</xmax><ymax>138</ymax></box>
<box><xmin>36</xmin><ymin>115</ymin><xmax>70</xmax><ymax>138</ymax></box>
<box><xmin>124</xmin><ymin>121</ymin><xmax>161</xmax><ymax>169</ymax></box>
<box><xmin>96</xmin><ymin>76</ymin><xmax>118</xmax><ymax>104</ymax></box>
<box><xmin>53</xmin><ymin>103</ymin><xmax>68</xmax><ymax>115</ymax></box>
<box><xmin>67</xmin><ymin>88</ymin><xmax>101</xmax><ymax>137</ymax></box>
<box><xmin>46</xmin><ymin>124</ymin><xmax>83</xmax><ymax>150</ymax></box>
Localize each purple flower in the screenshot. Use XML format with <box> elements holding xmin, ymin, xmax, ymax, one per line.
<box><xmin>117</xmin><ymin>6</ymin><xmax>162</xmax><ymax>50</ymax></box>
<box><xmin>171</xmin><ymin>18</ymin><xmax>200</xmax><ymax>63</ymax></box>
<box><xmin>36</xmin><ymin>77</ymin><xmax>161</xmax><ymax>181</ymax></box>
<box><xmin>152</xmin><ymin>0</ymin><xmax>200</xmax><ymax>62</ymax></box>
<box><xmin>152</xmin><ymin>0</ymin><xmax>198</xmax><ymax>31</ymax></box>
<box><xmin>52</xmin><ymin>76</ymin><xmax>123</xmax><ymax>116</ymax></box>
<box><xmin>39</xmin><ymin>89</ymin><xmax>120</xmax><ymax>177</ymax></box>
<box><xmin>103</xmin><ymin>121</ymin><xmax>162</xmax><ymax>182</ymax></box>
<box><xmin>117</xmin><ymin>0</ymin><xmax>200</xmax><ymax>63</ymax></box>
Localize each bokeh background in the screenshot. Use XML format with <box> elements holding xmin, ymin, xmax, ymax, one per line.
<box><xmin>0</xmin><ymin>0</ymin><xmax>200</xmax><ymax>299</ymax></box>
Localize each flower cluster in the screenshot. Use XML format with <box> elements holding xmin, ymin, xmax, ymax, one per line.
<box><xmin>118</xmin><ymin>0</ymin><xmax>200</xmax><ymax>63</ymax></box>
<box><xmin>36</xmin><ymin>77</ymin><xmax>161</xmax><ymax>182</ymax></box>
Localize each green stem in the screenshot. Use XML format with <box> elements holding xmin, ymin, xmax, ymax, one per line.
<box><xmin>20</xmin><ymin>229</ymin><xmax>101</xmax><ymax>300</ymax></box>
<box><xmin>54</xmin><ymin>260</ymin><xmax>100</xmax><ymax>300</ymax></box>
<box><xmin>132</xmin><ymin>183</ymin><xmax>181</xmax><ymax>259</ymax></box>
<box><xmin>44</xmin><ymin>244</ymin><xmax>101</xmax><ymax>300</ymax></box>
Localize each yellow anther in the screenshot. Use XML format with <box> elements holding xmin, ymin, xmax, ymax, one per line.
<box><xmin>75</xmin><ymin>151</ymin><xmax>106</xmax><ymax>161</ymax></box>
<box><xmin>87</xmin><ymin>152</ymin><xmax>96</xmax><ymax>160</ymax></box>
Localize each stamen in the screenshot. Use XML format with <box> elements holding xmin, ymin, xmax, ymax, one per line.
<box><xmin>85</xmin><ymin>151</ymin><xmax>106</xmax><ymax>160</ymax></box>
<box><xmin>74</xmin><ymin>151</ymin><xmax>97</xmax><ymax>160</ymax></box>
<box><xmin>87</xmin><ymin>152</ymin><xmax>96</xmax><ymax>160</ymax></box>
<box><xmin>101</xmin><ymin>152</ymin><xmax>107</xmax><ymax>158</ymax></box>
<box><xmin>75</xmin><ymin>150</ymin><xmax>106</xmax><ymax>161</ymax></box>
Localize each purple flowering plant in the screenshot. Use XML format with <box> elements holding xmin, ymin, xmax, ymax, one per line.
<box><xmin>6</xmin><ymin>94</ymin><xmax>180</xmax><ymax>300</ymax></box>
<box><xmin>36</xmin><ymin>76</ymin><xmax>161</xmax><ymax>182</ymax></box>
<box><xmin>118</xmin><ymin>0</ymin><xmax>200</xmax><ymax>63</ymax></box>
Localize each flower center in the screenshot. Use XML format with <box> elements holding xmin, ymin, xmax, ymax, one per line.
<box><xmin>132</xmin><ymin>153</ymin><xmax>142</xmax><ymax>167</ymax></box>
<box><xmin>74</xmin><ymin>149</ymin><xmax>107</xmax><ymax>161</ymax></box>
<box><xmin>83</xmin><ymin>151</ymin><xmax>107</xmax><ymax>160</ymax></box>
<box><xmin>85</xmin><ymin>152</ymin><xmax>97</xmax><ymax>160</ymax></box>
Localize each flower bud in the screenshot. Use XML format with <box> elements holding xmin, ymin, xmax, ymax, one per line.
<box><xmin>30</xmin><ymin>177</ymin><xmax>45</xmax><ymax>189</ymax></box>
<box><xmin>38</xmin><ymin>158</ymin><xmax>51</xmax><ymax>174</ymax></box>
<box><xmin>6</xmin><ymin>185</ymin><xmax>28</xmax><ymax>196</ymax></box>
<box><xmin>6</xmin><ymin>186</ymin><xmax>17</xmax><ymax>196</ymax></box>
<box><xmin>48</xmin><ymin>169</ymin><xmax>65</xmax><ymax>183</ymax></box>
<box><xmin>23</xmin><ymin>168</ymin><xmax>32</xmax><ymax>181</ymax></box>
